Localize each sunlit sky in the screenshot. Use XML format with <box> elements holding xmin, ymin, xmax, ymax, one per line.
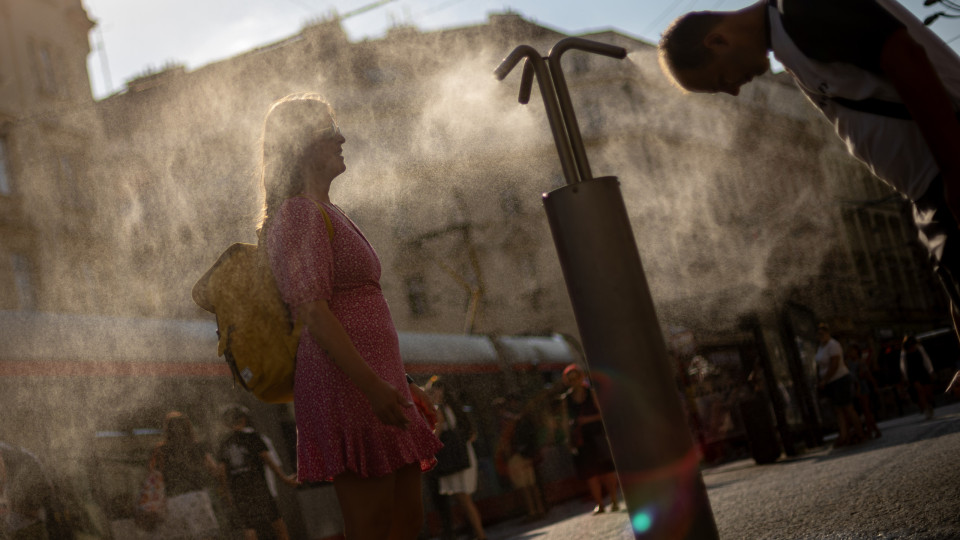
<box><xmin>83</xmin><ymin>0</ymin><xmax>960</xmax><ymax>99</ymax></box>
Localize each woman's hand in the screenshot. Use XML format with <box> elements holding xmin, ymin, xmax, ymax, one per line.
<box><xmin>409</xmin><ymin>383</ymin><xmax>438</xmax><ymax>430</ymax></box>
<box><xmin>283</xmin><ymin>473</ymin><xmax>300</xmax><ymax>487</ymax></box>
<box><xmin>364</xmin><ymin>378</ymin><xmax>413</xmax><ymax>429</ymax></box>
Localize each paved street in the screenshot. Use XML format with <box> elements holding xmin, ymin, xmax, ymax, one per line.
<box><xmin>479</xmin><ymin>402</ymin><xmax>960</xmax><ymax>539</ymax></box>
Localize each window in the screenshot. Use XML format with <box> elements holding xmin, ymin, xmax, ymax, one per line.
<box><xmin>570</xmin><ymin>55</ymin><xmax>589</xmax><ymax>74</ymax></box>
<box><xmin>11</xmin><ymin>254</ymin><xmax>36</xmax><ymax>310</ymax></box>
<box><xmin>405</xmin><ymin>275</ymin><xmax>429</xmax><ymax>316</ymax></box>
<box><xmin>77</xmin><ymin>263</ymin><xmax>95</xmax><ymax>310</ymax></box>
<box><xmin>39</xmin><ymin>45</ymin><xmax>57</xmax><ymax>93</ymax></box>
<box><xmin>498</xmin><ymin>186</ymin><xmax>522</xmax><ymax>216</ymax></box>
<box><xmin>59</xmin><ymin>155</ymin><xmax>74</xmax><ymax>184</ymax></box>
<box><xmin>58</xmin><ymin>154</ymin><xmax>83</xmax><ymax>206</ymax></box>
<box><xmin>28</xmin><ymin>40</ymin><xmax>58</xmax><ymax>94</ymax></box>
<box><xmin>0</xmin><ymin>136</ymin><xmax>10</xmax><ymax>195</ymax></box>
<box><xmin>525</xmin><ymin>288</ymin><xmax>544</xmax><ymax>312</ymax></box>
<box><xmin>581</xmin><ymin>101</ymin><xmax>602</xmax><ymax>133</ymax></box>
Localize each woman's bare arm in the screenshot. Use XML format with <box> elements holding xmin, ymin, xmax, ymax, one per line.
<box><xmin>298</xmin><ymin>299</ymin><xmax>412</xmax><ymax>428</ymax></box>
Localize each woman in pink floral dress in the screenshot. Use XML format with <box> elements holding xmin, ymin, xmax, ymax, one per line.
<box><xmin>258</xmin><ymin>93</ymin><xmax>442</xmax><ymax>539</ymax></box>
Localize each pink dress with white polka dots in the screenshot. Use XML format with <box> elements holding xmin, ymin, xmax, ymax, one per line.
<box><xmin>267</xmin><ymin>196</ymin><xmax>441</xmax><ymax>482</ymax></box>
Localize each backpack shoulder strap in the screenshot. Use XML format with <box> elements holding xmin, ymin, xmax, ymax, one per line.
<box><xmin>294</xmin><ymin>195</ymin><xmax>335</xmax><ymax>242</ymax></box>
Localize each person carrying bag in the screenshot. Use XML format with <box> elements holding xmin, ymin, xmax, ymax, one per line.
<box><xmin>433</xmin><ymin>408</ymin><xmax>471</xmax><ymax>477</ymax></box>
<box><xmin>426</xmin><ymin>377</ymin><xmax>488</xmax><ymax>540</ymax></box>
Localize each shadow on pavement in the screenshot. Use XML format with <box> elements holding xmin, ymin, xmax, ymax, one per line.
<box><xmin>812</xmin><ymin>404</ymin><xmax>960</xmax><ymax>463</ymax></box>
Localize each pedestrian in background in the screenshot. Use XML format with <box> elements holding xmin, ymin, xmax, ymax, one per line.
<box><xmin>815</xmin><ymin>325</ymin><xmax>865</xmax><ymax>448</ymax></box>
<box><xmin>217</xmin><ymin>405</ymin><xmax>297</xmax><ymax>540</ymax></box>
<box><xmin>148</xmin><ymin>411</ymin><xmax>221</xmax><ymax>540</ymax></box>
<box><xmin>260</xmin><ymin>93</ymin><xmax>442</xmax><ymax>540</ymax></box>
<box><xmin>0</xmin><ymin>441</ymin><xmax>56</xmax><ymax>540</ymax></box>
<box><xmin>560</xmin><ymin>364</ymin><xmax>620</xmax><ymax>515</ymax></box>
<box><xmin>657</xmin><ymin>0</ymin><xmax>960</xmax><ymax>346</ymax></box>
<box><xmin>425</xmin><ymin>377</ymin><xmax>487</xmax><ymax>540</ymax></box>
<box><xmin>847</xmin><ymin>344</ymin><xmax>882</xmax><ymax>439</ymax></box>
<box><xmin>900</xmin><ymin>336</ymin><xmax>936</xmax><ymax>419</ymax></box>
<box><xmin>876</xmin><ymin>336</ymin><xmax>908</xmax><ymax>418</ymax></box>
<box><xmin>420</xmin><ymin>467</ymin><xmax>454</xmax><ymax>540</ymax></box>
<box><xmin>494</xmin><ymin>393</ymin><xmax>546</xmax><ymax>522</ymax></box>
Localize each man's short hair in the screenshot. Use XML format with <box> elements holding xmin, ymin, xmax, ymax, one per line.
<box><xmin>658</xmin><ymin>11</ymin><xmax>725</xmax><ymax>88</ymax></box>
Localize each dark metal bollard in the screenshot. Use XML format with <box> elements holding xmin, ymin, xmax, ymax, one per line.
<box><xmin>496</xmin><ymin>37</ymin><xmax>719</xmax><ymax>539</ymax></box>
<box><xmin>543</xmin><ymin>177</ymin><xmax>718</xmax><ymax>539</ymax></box>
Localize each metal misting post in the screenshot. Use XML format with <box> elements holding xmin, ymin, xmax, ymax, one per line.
<box><xmin>495</xmin><ymin>38</ymin><xmax>719</xmax><ymax>539</ymax></box>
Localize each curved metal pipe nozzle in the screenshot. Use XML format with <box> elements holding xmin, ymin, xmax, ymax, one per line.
<box><xmin>494</xmin><ymin>45</ymin><xmax>539</xmax><ymax>81</ymax></box>
<box><xmin>493</xmin><ymin>45</ymin><xmax>580</xmax><ymax>185</ymax></box>
<box><xmin>494</xmin><ymin>46</ymin><xmax>537</xmax><ymax>104</ymax></box>
<box><xmin>548</xmin><ymin>36</ymin><xmax>627</xmax><ymax>60</ymax></box>
<box><xmin>518</xmin><ymin>60</ymin><xmax>534</xmax><ymax>105</ymax></box>
<box><xmin>543</xmin><ymin>37</ymin><xmax>627</xmax><ymax>183</ymax></box>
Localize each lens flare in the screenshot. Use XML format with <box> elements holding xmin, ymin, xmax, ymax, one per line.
<box><xmin>632</xmin><ymin>508</ymin><xmax>654</xmax><ymax>534</ymax></box>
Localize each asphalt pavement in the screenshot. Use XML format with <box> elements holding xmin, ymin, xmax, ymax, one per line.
<box><xmin>478</xmin><ymin>401</ymin><xmax>960</xmax><ymax>540</ymax></box>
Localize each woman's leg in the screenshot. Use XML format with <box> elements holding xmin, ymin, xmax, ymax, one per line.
<box><xmin>271</xmin><ymin>518</ymin><xmax>291</xmax><ymax>540</ymax></box>
<box><xmin>600</xmin><ymin>472</ymin><xmax>620</xmax><ymax>510</ymax></box>
<box><xmin>843</xmin><ymin>404</ymin><xmax>864</xmax><ymax>441</ymax></box>
<box><xmin>334</xmin><ymin>469</ymin><xmax>396</xmax><ymax>540</ymax></box>
<box><xmin>920</xmin><ymin>382</ymin><xmax>936</xmax><ymax>418</ymax></box>
<box><xmin>519</xmin><ymin>485</ymin><xmax>537</xmax><ymax>517</ymax></box>
<box><xmin>859</xmin><ymin>394</ymin><xmax>880</xmax><ymax>437</ymax></box>
<box><xmin>529</xmin><ymin>484</ymin><xmax>547</xmax><ymax>516</ymax></box>
<box><xmin>833</xmin><ymin>406</ymin><xmax>849</xmax><ymax>445</ymax></box>
<box><xmin>516</xmin><ymin>459</ymin><xmax>544</xmax><ymax>517</ymax></box>
<box><xmin>914</xmin><ymin>381</ymin><xmax>930</xmax><ymax>412</ymax></box>
<box><xmin>389</xmin><ymin>463</ymin><xmax>424</xmax><ymax>540</ymax></box>
<box><xmin>453</xmin><ymin>492</ymin><xmax>486</xmax><ymax>539</ymax></box>
<box><xmin>586</xmin><ymin>476</ymin><xmax>604</xmax><ymax>512</ymax></box>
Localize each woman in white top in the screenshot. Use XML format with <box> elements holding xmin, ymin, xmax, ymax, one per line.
<box><xmin>815</xmin><ymin>323</ymin><xmax>865</xmax><ymax>448</ymax></box>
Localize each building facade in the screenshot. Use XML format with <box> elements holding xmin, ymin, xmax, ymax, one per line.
<box><xmin>0</xmin><ymin>3</ymin><xmax>954</xmax><ymax>536</ymax></box>
<box><xmin>0</xmin><ymin>0</ymin><xmax>103</xmax><ymax>313</ymax></box>
<box><xmin>88</xmin><ymin>14</ymin><xmax>947</xmax><ymax>340</ymax></box>
<box><xmin>86</xmin><ymin>14</ymin><xmax>955</xmax><ymax>465</ymax></box>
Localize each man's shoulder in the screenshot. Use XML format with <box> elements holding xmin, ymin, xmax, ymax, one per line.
<box><xmin>779</xmin><ymin>0</ymin><xmax>835</xmax><ymax>21</ymax></box>
<box><xmin>780</xmin><ymin>0</ymin><xmax>891</xmax><ymax>22</ymax></box>
<box><xmin>778</xmin><ymin>0</ymin><xmax>904</xmax><ymax>71</ymax></box>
